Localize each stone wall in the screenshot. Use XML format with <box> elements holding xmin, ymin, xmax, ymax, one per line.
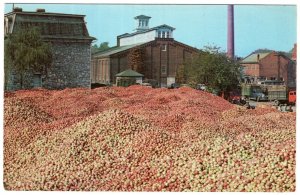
<box><xmin>5</xmin><ymin>41</ymin><xmax>91</xmax><ymax>91</ymax></box>
<box><xmin>43</xmin><ymin>42</ymin><xmax>91</xmax><ymax>89</ymax></box>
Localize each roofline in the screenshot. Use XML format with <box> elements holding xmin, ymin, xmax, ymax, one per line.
<box><xmin>172</xmin><ymin>39</ymin><xmax>199</xmax><ymax>53</ymax></box>
<box><xmin>92</xmin><ymin>43</ymin><xmax>146</xmax><ymax>58</ymax></box>
<box><xmin>43</xmin><ymin>36</ymin><xmax>96</xmax><ymax>41</ymax></box>
<box><xmin>93</xmin><ymin>38</ymin><xmax>200</xmax><ymax>58</ymax></box>
<box><xmin>117</xmin><ymin>24</ymin><xmax>176</xmax><ymax>39</ymax></box>
<box><xmin>134</xmin><ymin>15</ymin><xmax>151</xmax><ymax>19</ymax></box>
<box><xmin>117</xmin><ymin>29</ymin><xmax>155</xmax><ymax>39</ymax></box>
<box><xmin>5</xmin><ymin>11</ymin><xmax>86</xmax><ymax>18</ymax></box>
<box><xmin>240</xmin><ymin>52</ymin><xmax>272</xmax><ymax>64</ymax></box>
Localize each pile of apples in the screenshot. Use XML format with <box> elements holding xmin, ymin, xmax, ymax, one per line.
<box><xmin>4</xmin><ymin>86</ymin><xmax>295</xmax><ymax>191</ymax></box>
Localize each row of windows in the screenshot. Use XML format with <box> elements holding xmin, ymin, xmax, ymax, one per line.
<box><xmin>258</xmin><ymin>76</ymin><xmax>284</xmax><ymax>81</ymax></box>
<box><xmin>17</xmin><ymin>22</ymin><xmax>85</xmax><ymax>36</ymax></box>
<box><xmin>158</xmin><ymin>31</ymin><xmax>171</xmax><ymax>38</ymax></box>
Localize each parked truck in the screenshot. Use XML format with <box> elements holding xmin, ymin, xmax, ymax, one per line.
<box><xmin>241</xmin><ymin>81</ymin><xmax>296</xmax><ymax>105</ymax></box>
<box><xmin>241</xmin><ymin>84</ymin><xmax>268</xmax><ymax>101</ymax></box>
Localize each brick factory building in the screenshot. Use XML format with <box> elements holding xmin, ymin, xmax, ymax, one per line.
<box><xmin>240</xmin><ymin>51</ymin><xmax>296</xmax><ymax>88</ymax></box>
<box><xmin>4</xmin><ymin>8</ymin><xmax>95</xmax><ymax>90</ymax></box>
<box><xmin>91</xmin><ymin>15</ymin><xmax>199</xmax><ymax>87</ymax></box>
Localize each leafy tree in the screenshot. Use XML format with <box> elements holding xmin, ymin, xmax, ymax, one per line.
<box><xmin>5</xmin><ymin>27</ymin><xmax>52</xmax><ymax>89</ymax></box>
<box><xmin>251</xmin><ymin>48</ymin><xmax>274</xmax><ymax>54</ymax></box>
<box><xmin>184</xmin><ymin>46</ymin><xmax>241</xmax><ymax>93</ymax></box>
<box><xmin>91</xmin><ymin>42</ymin><xmax>110</xmax><ymax>54</ymax></box>
<box><xmin>251</xmin><ymin>48</ymin><xmax>292</xmax><ymax>59</ymax></box>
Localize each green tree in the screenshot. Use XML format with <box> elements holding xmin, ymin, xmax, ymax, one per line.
<box><xmin>91</xmin><ymin>42</ymin><xmax>110</xmax><ymax>54</ymax></box>
<box><xmin>184</xmin><ymin>46</ymin><xmax>241</xmax><ymax>93</ymax></box>
<box><xmin>5</xmin><ymin>27</ymin><xmax>52</xmax><ymax>89</ymax></box>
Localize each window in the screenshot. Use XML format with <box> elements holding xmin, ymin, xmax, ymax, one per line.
<box><xmin>162</xmin><ymin>31</ymin><xmax>165</xmax><ymax>38</ymax></box>
<box><xmin>158</xmin><ymin>31</ymin><xmax>161</xmax><ymax>38</ymax></box>
<box><xmin>161</xmin><ymin>44</ymin><xmax>167</xmax><ymax>51</ymax></box>
<box><xmin>161</xmin><ymin>65</ymin><xmax>167</xmax><ymax>74</ymax></box>
<box><xmin>145</xmin><ymin>21</ymin><xmax>148</xmax><ymax>26</ymax></box>
<box><xmin>167</xmin><ymin>31</ymin><xmax>170</xmax><ymax>38</ymax></box>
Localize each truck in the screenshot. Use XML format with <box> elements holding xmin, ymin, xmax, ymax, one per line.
<box><xmin>241</xmin><ymin>81</ymin><xmax>296</xmax><ymax>105</ymax></box>
<box><xmin>241</xmin><ymin>84</ymin><xmax>268</xmax><ymax>101</ymax></box>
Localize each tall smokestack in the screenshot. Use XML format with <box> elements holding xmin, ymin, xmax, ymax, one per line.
<box><xmin>227</xmin><ymin>4</ymin><xmax>234</xmax><ymax>59</ymax></box>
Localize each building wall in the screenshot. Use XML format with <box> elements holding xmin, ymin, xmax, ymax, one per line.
<box><xmin>44</xmin><ymin>42</ymin><xmax>91</xmax><ymax>89</ymax></box>
<box><xmin>91</xmin><ymin>57</ymin><xmax>110</xmax><ymax>84</ymax></box>
<box><xmin>287</xmin><ymin>61</ymin><xmax>296</xmax><ymax>88</ymax></box>
<box><xmin>119</xmin><ymin>30</ymin><xmax>156</xmax><ymax>46</ymax></box>
<box><xmin>259</xmin><ymin>53</ymin><xmax>289</xmax><ymax>83</ymax></box>
<box><xmin>242</xmin><ymin>63</ymin><xmax>260</xmax><ymax>77</ymax></box>
<box><xmin>241</xmin><ymin>52</ymin><xmax>295</xmax><ymax>87</ymax></box>
<box><xmin>5</xmin><ymin>11</ymin><xmax>94</xmax><ymax>90</ymax></box>
<box><xmin>92</xmin><ymin>39</ymin><xmax>198</xmax><ymax>87</ymax></box>
<box><xmin>6</xmin><ymin>42</ymin><xmax>91</xmax><ymax>90</ymax></box>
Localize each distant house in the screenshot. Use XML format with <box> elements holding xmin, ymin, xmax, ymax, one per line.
<box><xmin>4</xmin><ymin>7</ymin><xmax>95</xmax><ymax>90</ymax></box>
<box><xmin>240</xmin><ymin>51</ymin><xmax>296</xmax><ymax>88</ymax></box>
<box><xmin>91</xmin><ymin>15</ymin><xmax>199</xmax><ymax>87</ymax></box>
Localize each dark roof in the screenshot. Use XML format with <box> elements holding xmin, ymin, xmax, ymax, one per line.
<box><xmin>116</xmin><ymin>69</ymin><xmax>144</xmax><ymax>77</ymax></box>
<box><xmin>153</xmin><ymin>24</ymin><xmax>175</xmax><ymax>31</ymax></box>
<box><xmin>92</xmin><ymin>38</ymin><xmax>199</xmax><ymax>58</ymax></box>
<box><xmin>93</xmin><ymin>42</ymin><xmax>146</xmax><ymax>58</ymax></box>
<box><xmin>5</xmin><ymin>10</ymin><xmax>85</xmax><ymax>18</ymax></box>
<box><xmin>134</xmin><ymin>15</ymin><xmax>151</xmax><ymax>19</ymax></box>
<box><xmin>241</xmin><ymin>52</ymin><xmax>271</xmax><ymax>64</ymax></box>
<box><xmin>117</xmin><ymin>24</ymin><xmax>175</xmax><ymax>39</ymax></box>
<box><xmin>5</xmin><ymin>10</ymin><xmax>95</xmax><ymax>41</ymax></box>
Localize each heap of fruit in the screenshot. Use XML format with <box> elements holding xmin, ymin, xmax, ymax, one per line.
<box><xmin>4</xmin><ymin>86</ymin><xmax>295</xmax><ymax>191</ymax></box>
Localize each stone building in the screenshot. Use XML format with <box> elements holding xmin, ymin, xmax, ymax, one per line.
<box><xmin>240</xmin><ymin>51</ymin><xmax>296</xmax><ymax>88</ymax></box>
<box><xmin>4</xmin><ymin>8</ymin><xmax>95</xmax><ymax>90</ymax></box>
<box><xmin>92</xmin><ymin>15</ymin><xmax>199</xmax><ymax>87</ymax></box>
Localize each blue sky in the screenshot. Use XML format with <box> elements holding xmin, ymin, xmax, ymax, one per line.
<box><xmin>4</xmin><ymin>3</ymin><xmax>297</xmax><ymax>57</ymax></box>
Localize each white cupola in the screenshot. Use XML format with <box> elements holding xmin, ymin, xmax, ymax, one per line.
<box><xmin>134</xmin><ymin>15</ymin><xmax>151</xmax><ymax>32</ymax></box>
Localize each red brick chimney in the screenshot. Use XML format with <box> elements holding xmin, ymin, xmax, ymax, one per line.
<box><xmin>227</xmin><ymin>5</ymin><xmax>234</xmax><ymax>59</ymax></box>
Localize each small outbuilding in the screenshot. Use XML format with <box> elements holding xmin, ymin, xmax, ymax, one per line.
<box><xmin>115</xmin><ymin>69</ymin><xmax>144</xmax><ymax>87</ymax></box>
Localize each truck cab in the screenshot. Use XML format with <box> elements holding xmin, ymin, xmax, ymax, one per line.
<box><xmin>250</xmin><ymin>87</ymin><xmax>267</xmax><ymax>101</ymax></box>
<box><xmin>288</xmin><ymin>91</ymin><xmax>296</xmax><ymax>104</ymax></box>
